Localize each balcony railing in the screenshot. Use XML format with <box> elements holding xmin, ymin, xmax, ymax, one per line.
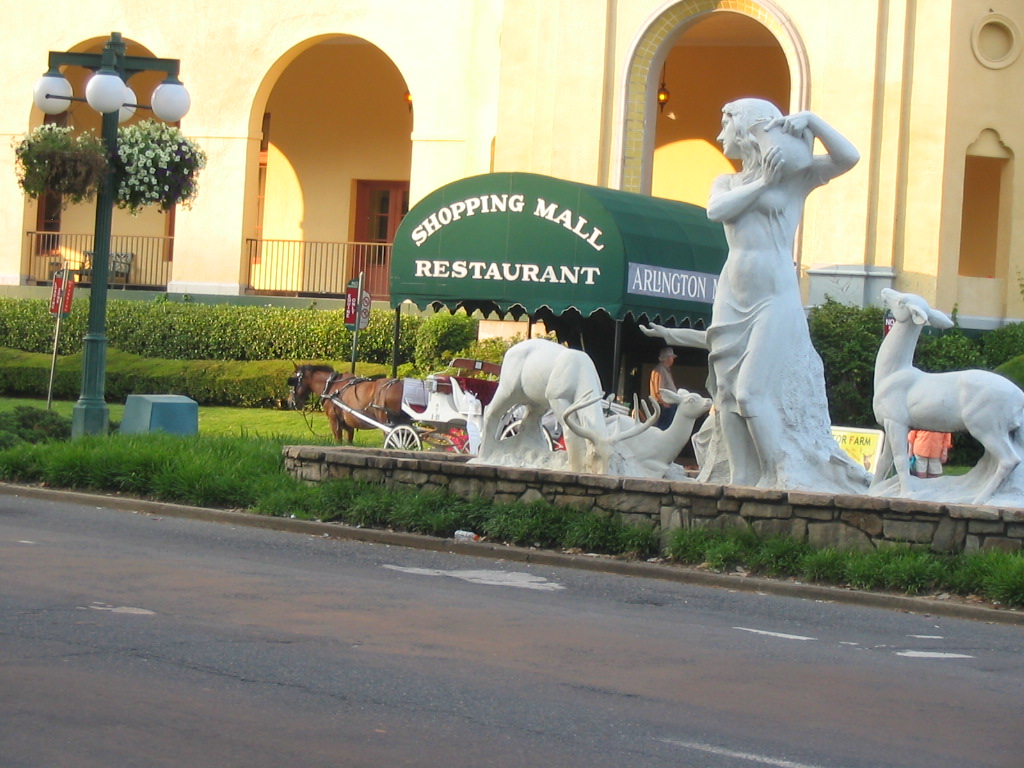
<box><xmin>25</xmin><ymin>233</ymin><xmax>392</xmax><ymax>300</ymax></box>
<box><xmin>26</xmin><ymin>231</ymin><xmax>173</xmax><ymax>289</ymax></box>
<box><xmin>245</xmin><ymin>239</ymin><xmax>391</xmax><ymax>300</ymax></box>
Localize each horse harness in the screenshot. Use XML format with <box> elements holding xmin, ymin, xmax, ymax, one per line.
<box><xmin>323</xmin><ymin>373</ymin><xmax>403</xmax><ymax>424</ymax></box>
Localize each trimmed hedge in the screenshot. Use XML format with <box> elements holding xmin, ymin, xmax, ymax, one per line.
<box><xmin>413</xmin><ymin>311</ymin><xmax>479</xmax><ymax>371</ymax></box>
<box><xmin>806</xmin><ymin>299</ymin><xmax>884</xmax><ymax>427</ymax></box>
<box><xmin>983</xmin><ymin>321</ymin><xmax>1024</xmax><ymax>369</ymax></box>
<box><xmin>0</xmin><ymin>347</ymin><xmax>390</xmax><ymax>408</ymax></box>
<box><xmin>4</xmin><ymin>295</ymin><xmax>1024</xmax><ymax>417</ymax></box>
<box><xmin>0</xmin><ymin>296</ymin><xmax>424</xmax><ymax>363</ymax></box>
<box><xmin>0</xmin><ymin>298</ymin><xmax>508</xmax><ymax>408</ymax></box>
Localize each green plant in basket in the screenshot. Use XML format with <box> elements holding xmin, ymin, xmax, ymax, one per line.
<box><xmin>13</xmin><ymin>124</ymin><xmax>108</xmax><ymax>206</ymax></box>
<box><xmin>113</xmin><ymin>119</ymin><xmax>207</xmax><ymax>214</ymax></box>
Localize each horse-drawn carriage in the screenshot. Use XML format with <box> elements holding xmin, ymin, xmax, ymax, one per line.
<box><xmin>287</xmin><ymin>358</ymin><xmax>504</xmax><ymax>452</ymax></box>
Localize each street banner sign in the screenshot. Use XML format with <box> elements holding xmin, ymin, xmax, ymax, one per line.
<box><xmin>345</xmin><ymin>277</ymin><xmax>372</xmax><ymax>331</ymax></box>
<box><xmin>47</xmin><ymin>266</ymin><xmax>76</xmax><ymax>409</ymax></box>
<box><xmin>49</xmin><ymin>272</ymin><xmax>75</xmax><ymax>318</ymax></box>
<box><xmin>883</xmin><ymin>309</ymin><xmax>895</xmax><ymax>336</ymax></box>
<box><xmin>345</xmin><ymin>278</ymin><xmax>361</xmax><ymax>330</ymax></box>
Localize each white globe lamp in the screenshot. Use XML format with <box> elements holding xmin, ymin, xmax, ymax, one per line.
<box><xmin>85</xmin><ymin>69</ymin><xmax>127</xmax><ymax>114</ymax></box>
<box><xmin>151</xmin><ymin>80</ymin><xmax>191</xmax><ymax>122</ymax></box>
<box><xmin>32</xmin><ymin>71</ymin><xmax>73</xmax><ymax>115</ymax></box>
<box><xmin>118</xmin><ymin>86</ymin><xmax>137</xmax><ymax>123</ymax></box>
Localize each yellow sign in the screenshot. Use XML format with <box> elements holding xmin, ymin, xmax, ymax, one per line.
<box><xmin>832</xmin><ymin>427</ymin><xmax>886</xmax><ymax>474</ymax></box>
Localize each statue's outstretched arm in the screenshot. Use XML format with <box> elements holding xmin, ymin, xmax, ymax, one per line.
<box><xmin>641</xmin><ymin>324</ymin><xmax>709</xmax><ymax>350</ymax></box>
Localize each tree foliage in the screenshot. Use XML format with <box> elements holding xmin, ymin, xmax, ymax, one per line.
<box><xmin>981</xmin><ymin>321</ymin><xmax>1024</xmax><ymax>369</ymax></box>
<box><xmin>412</xmin><ymin>310</ymin><xmax>479</xmax><ymax>372</ymax></box>
<box><xmin>914</xmin><ymin>328</ymin><xmax>986</xmax><ymax>373</ymax></box>
<box><xmin>807</xmin><ymin>298</ymin><xmax>884</xmax><ymax>427</ymax></box>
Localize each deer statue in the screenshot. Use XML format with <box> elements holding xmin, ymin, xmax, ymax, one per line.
<box><xmin>565</xmin><ymin>387</ymin><xmax>713</xmax><ymax>479</ymax></box>
<box><xmin>476</xmin><ymin>338</ymin><xmax>658</xmax><ymax>474</ymax></box>
<box><xmin>872</xmin><ymin>288</ymin><xmax>1024</xmax><ymax>504</ymax></box>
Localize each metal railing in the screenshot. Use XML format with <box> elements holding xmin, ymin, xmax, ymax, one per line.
<box><xmin>26</xmin><ymin>231</ymin><xmax>173</xmax><ymax>288</ymax></box>
<box><xmin>245</xmin><ymin>239</ymin><xmax>391</xmax><ymax>300</ymax></box>
<box><xmin>26</xmin><ymin>233</ymin><xmax>393</xmax><ymax>299</ymax></box>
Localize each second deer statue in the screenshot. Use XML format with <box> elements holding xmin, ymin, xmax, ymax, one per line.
<box><xmin>872</xmin><ymin>288</ymin><xmax>1024</xmax><ymax>505</ymax></box>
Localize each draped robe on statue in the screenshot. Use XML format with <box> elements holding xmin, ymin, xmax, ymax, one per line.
<box><xmin>701</xmin><ymin>166</ymin><xmax>866</xmax><ymax>492</ymax></box>
<box><xmin>655</xmin><ymin>102</ymin><xmax>870</xmax><ymax>494</ymax></box>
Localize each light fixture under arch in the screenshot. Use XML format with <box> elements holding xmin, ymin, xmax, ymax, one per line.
<box><xmin>616</xmin><ymin>0</ymin><xmax>810</xmax><ymax>194</ymax></box>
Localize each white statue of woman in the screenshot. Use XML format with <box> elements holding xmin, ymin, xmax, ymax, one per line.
<box><xmin>646</xmin><ymin>99</ymin><xmax>869</xmax><ymax>492</ymax></box>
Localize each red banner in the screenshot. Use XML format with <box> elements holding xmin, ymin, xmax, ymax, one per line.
<box><xmin>49</xmin><ymin>274</ymin><xmax>75</xmax><ymax>317</ymax></box>
<box><xmin>344</xmin><ymin>279</ymin><xmax>360</xmax><ymax>329</ymax></box>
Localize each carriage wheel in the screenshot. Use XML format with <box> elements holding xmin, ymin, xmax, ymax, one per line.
<box><xmin>384</xmin><ymin>425</ymin><xmax>421</xmax><ymax>451</ymax></box>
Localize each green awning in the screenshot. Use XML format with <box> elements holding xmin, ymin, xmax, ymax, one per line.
<box><xmin>391</xmin><ymin>172</ymin><xmax>728</xmax><ymax>326</ymax></box>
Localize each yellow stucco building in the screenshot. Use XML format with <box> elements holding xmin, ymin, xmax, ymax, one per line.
<box><xmin>1</xmin><ymin>0</ymin><xmax>1022</xmax><ymax>330</ymax></box>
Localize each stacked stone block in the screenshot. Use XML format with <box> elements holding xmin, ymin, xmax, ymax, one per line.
<box><xmin>282</xmin><ymin>446</ymin><xmax>1024</xmax><ymax>554</ymax></box>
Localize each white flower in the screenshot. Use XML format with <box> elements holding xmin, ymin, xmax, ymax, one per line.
<box><xmin>113</xmin><ymin>119</ymin><xmax>206</xmax><ymax>214</ymax></box>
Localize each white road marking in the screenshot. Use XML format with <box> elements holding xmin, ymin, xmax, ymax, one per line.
<box><xmin>659</xmin><ymin>738</ymin><xmax>830</xmax><ymax>768</ymax></box>
<box><xmin>734</xmin><ymin>627</ymin><xmax>816</xmax><ymax>641</ymax></box>
<box><xmin>87</xmin><ymin>602</ymin><xmax>155</xmax><ymax>615</ymax></box>
<box><xmin>382</xmin><ymin>565</ymin><xmax>564</xmax><ymax>591</ymax></box>
<box><xmin>908</xmin><ymin>634</ymin><xmax>943</xmax><ymax>639</ymax></box>
<box><xmin>896</xmin><ymin>650</ymin><xmax>973</xmax><ymax>659</ymax></box>
<box><xmin>17</xmin><ymin>540</ymin><xmax>36</xmax><ymax>544</ymax></box>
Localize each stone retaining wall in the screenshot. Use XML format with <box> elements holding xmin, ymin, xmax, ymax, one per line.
<box><xmin>283</xmin><ymin>446</ymin><xmax>1024</xmax><ymax>554</ymax></box>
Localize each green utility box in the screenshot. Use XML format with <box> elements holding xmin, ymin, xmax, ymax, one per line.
<box><xmin>120</xmin><ymin>395</ymin><xmax>198</xmax><ymax>435</ymax></box>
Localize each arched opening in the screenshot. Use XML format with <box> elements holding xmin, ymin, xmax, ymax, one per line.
<box><xmin>958</xmin><ymin>130</ymin><xmax>1013</xmax><ymax>281</ymax></box>
<box><xmin>651</xmin><ymin>12</ymin><xmax>790</xmax><ymax>206</ymax></box>
<box><xmin>250</xmin><ymin>36</ymin><xmax>413</xmax><ymax>299</ymax></box>
<box><xmin>619</xmin><ymin>1</ymin><xmax>806</xmax><ymax>197</ymax></box>
<box><xmin>955</xmin><ymin>129</ymin><xmax>1014</xmax><ymax>321</ymax></box>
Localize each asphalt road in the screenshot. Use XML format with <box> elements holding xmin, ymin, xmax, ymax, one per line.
<box><xmin>1</xmin><ymin>490</ymin><xmax>1022</xmax><ymax>768</ymax></box>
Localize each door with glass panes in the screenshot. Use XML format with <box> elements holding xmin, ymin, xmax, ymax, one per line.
<box><xmin>353</xmin><ymin>180</ymin><xmax>408</xmax><ymax>298</ymax></box>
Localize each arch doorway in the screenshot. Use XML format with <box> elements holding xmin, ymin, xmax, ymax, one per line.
<box><xmin>251</xmin><ymin>36</ymin><xmax>412</xmax><ymax>298</ymax></box>
<box><xmin>620</xmin><ymin>3</ymin><xmax>805</xmax><ymax>204</ymax></box>
<box><xmin>652</xmin><ymin>12</ymin><xmax>790</xmax><ymax>206</ymax></box>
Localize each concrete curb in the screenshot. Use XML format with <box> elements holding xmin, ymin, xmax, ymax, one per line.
<box><xmin>3</xmin><ymin>482</ymin><xmax>1022</xmax><ymax>627</ymax></box>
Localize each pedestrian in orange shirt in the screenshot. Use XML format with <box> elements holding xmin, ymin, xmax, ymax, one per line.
<box><xmin>908</xmin><ymin>429</ymin><xmax>953</xmax><ymax>479</ymax></box>
<box><xmin>649</xmin><ymin>347</ymin><xmax>678</xmax><ymax>429</ymax></box>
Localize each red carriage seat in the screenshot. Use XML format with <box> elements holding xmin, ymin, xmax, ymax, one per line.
<box><xmin>455</xmin><ymin>376</ymin><xmax>499</xmax><ymax>406</ymax></box>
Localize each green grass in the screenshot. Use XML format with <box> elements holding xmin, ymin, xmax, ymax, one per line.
<box><xmin>666</xmin><ymin>526</ymin><xmax>1024</xmax><ymax>609</ymax></box>
<box><xmin>0</xmin><ymin>402</ymin><xmax>659</xmax><ymax>560</ymax></box>
<box><xmin>0</xmin><ymin>396</ymin><xmax>383</xmax><ymax>446</ymax></box>
<box><xmin>0</xmin><ymin>431</ymin><xmax>291</xmax><ymax>508</ymax></box>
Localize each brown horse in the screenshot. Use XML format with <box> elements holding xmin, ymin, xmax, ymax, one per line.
<box><xmin>286</xmin><ymin>364</ymin><xmax>337</xmax><ymax>410</ymax></box>
<box><xmin>287</xmin><ymin>364</ymin><xmax>405</xmax><ymax>443</ymax></box>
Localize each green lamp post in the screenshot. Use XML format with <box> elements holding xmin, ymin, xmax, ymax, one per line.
<box><xmin>32</xmin><ymin>32</ymin><xmax>191</xmax><ymax>437</ymax></box>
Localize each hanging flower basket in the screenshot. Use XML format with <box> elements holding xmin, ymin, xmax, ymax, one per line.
<box><xmin>113</xmin><ymin>119</ymin><xmax>207</xmax><ymax>214</ymax></box>
<box><xmin>13</xmin><ymin>124</ymin><xmax>109</xmax><ymax>206</ymax></box>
